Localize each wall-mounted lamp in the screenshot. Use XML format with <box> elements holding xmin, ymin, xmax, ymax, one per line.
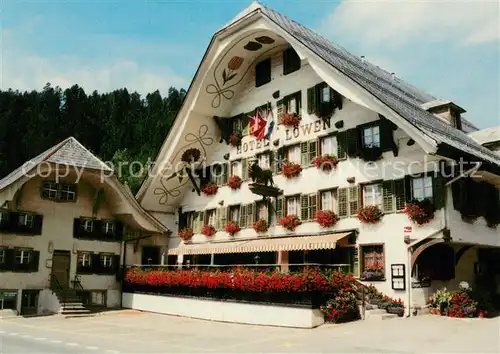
<box><xmin>47</xmin><ymin>241</ymin><xmax>54</xmax><ymax>254</ymax></box>
<box><xmin>407</xmin><ymin>139</ymin><xmax>415</xmax><ymax>146</ymax></box>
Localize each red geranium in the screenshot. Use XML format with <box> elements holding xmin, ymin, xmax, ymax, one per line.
<box><xmin>227</xmin><ymin>175</ymin><xmax>242</xmax><ymax>190</ymax></box>
<box><xmin>279</xmin><ymin>215</ymin><xmax>301</xmax><ymax>231</ymax></box>
<box><xmin>252</xmin><ymin>219</ymin><xmax>269</xmax><ymax>233</ymax></box>
<box><xmin>178</xmin><ymin>227</ymin><xmax>194</xmax><ymax>242</ymax></box>
<box><xmin>279</xmin><ymin>112</ymin><xmax>301</xmax><ymax>127</ymax></box>
<box><xmin>313</xmin><ymin>154</ymin><xmax>339</xmax><ymax>171</ymax></box>
<box><xmin>201</xmin><ymin>183</ymin><xmax>218</xmax><ymax>196</ymax></box>
<box><xmin>229</xmin><ymin>132</ymin><xmax>242</xmax><ymax>147</ymax></box>
<box><xmin>404</xmin><ymin>199</ymin><xmax>435</xmax><ymax>225</ymax></box>
<box><xmin>225</xmin><ymin>221</ymin><xmax>241</xmax><ymax>236</ymax></box>
<box><xmin>357</xmin><ymin>205</ymin><xmax>384</xmax><ymax>224</ymax></box>
<box><xmin>282</xmin><ymin>161</ymin><xmax>302</xmax><ymax>179</ymax></box>
<box><xmin>201</xmin><ymin>224</ymin><xmax>216</xmax><ymax>237</ymax></box>
<box><xmin>315</xmin><ymin>210</ymin><xmax>339</xmax><ymax>228</ymax></box>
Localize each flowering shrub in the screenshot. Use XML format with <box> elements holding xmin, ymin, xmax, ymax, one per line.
<box><xmin>279</xmin><ymin>215</ymin><xmax>302</xmax><ymax>231</ymax></box>
<box><xmin>428</xmin><ymin>286</ymin><xmax>483</xmax><ymax>318</ymax></box>
<box><xmin>282</xmin><ymin>161</ymin><xmax>302</xmax><ymax>179</ymax></box>
<box><xmin>361</xmin><ymin>265</ymin><xmax>384</xmax><ymax>281</ymax></box>
<box><xmin>279</xmin><ymin>112</ymin><xmax>301</xmax><ymax>127</ymax></box>
<box><xmin>227</xmin><ymin>175</ymin><xmax>242</xmax><ymax>190</ymax></box>
<box><xmin>229</xmin><ymin>132</ymin><xmax>242</xmax><ymax>147</ymax></box>
<box><xmin>386</xmin><ymin>298</ymin><xmax>405</xmax><ymax>316</ymax></box>
<box><xmin>315</xmin><ymin>210</ymin><xmax>339</xmax><ymax>228</ymax></box>
<box><xmin>448</xmin><ymin>291</ymin><xmax>477</xmax><ymax>318</ymax></box>
<box><xmin>313</xmin><ymin>154</ymin><xmax>339</xmax><ymax>171</ymax></box>
<box><xmin>201</xmin><ymin>224</ymin><xmax>216</xmax><ymax>237</ymax></box>
<box><xmin>225</xmin><ymin>221</ymin><xmax>241</xmax><ymax>236</ymax></box>
<box><xmin>320</xmin><ymin>290</ymin><xmax>359</xmax><ymax>323</ymax></box>
<box><xmin>357</xmin><ymin>205</ymin><xmax>384</xmax><ymax>224</ymax></box>
<box><xmin>377</xmin><ymin>295</ymin><xmax>392</xmax><ymax>310</ymax></box>
<box><xmin>178</xmin><ymin>227</ymin><xmax>194</xmax><ymax>242</ymax></box>
<box><xmin>252</xmin><ymin>219</ymin><xmax>269</xmax><ymax>233</ymax></box>
<box><xmin>404</xmin><ymin>199</ymin><xmax>435</xmax><ymax>225</ymax></box>
<box><xmin>201</xmin><ymin>183</ymin><xmax>218</xmax><ymax>196</ymax></box>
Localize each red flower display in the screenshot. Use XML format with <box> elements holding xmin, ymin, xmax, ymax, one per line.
<box><xmin>404</xmin><ymin>199</ymin><xmax>435</xmax><ymax>225</ymax></box>
<box><xmin>178</xmin><ymin>227</ymin><xmax>194</xmax><ymax>242</ymax></box>
<box><xmin>201</xmin><ymin>183</ymin><xmax>218</xmax><ymax>196</ymax></box>
<box><xmin>279</xmin><ymin>215</ymin><xmax>302</xmax><ymax>231</ymax></box>
<box><xmin>229</xmin><ymin>132</ymin><xmax>242</xmax><ymax>147</ymax></box>
<box><xmin>252</xmin><ymin>219</ymin><xmax>269</xmax><ymax>233</ymax></box>
<box><xmin>315</xmin><ymin>210</ymin><xmax>339</xmax><ymax>228</ymax></box>
<box><xmin>227</xmin><ymin>175</ymin><xmax>242</xmax><ymax>190</ymax></box>
<box><xmin>313</xmin><ymin>154</ymin><xmax>339</xmax><ymax>171</ymax></box>
<box><xmin>357</xmin><ymin>205</ymin><xmax>384</xmax><ymax>224</ymax></box>
<box><xmin>201</xmin><ymin>224</ymin><xmax>216</xmax><ymax>237</ymax></box>
<box><xmin>225</xmin><ymin>221</ymin><xmax>241</xmax><ymax>236</ymax></box>
<box><xmin>279</xmin><ymin>112</ymin><xmax>301</xmax><ymax>127</ymax></box>
<box><xmin>282</xmin><ymin>161</ymin><xmax>302</xmax><ymax>179</ymax></box>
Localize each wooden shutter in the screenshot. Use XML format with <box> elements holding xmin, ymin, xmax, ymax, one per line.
<box><xmin>452</xmin><ymin>179</ymin><xmax>466</xmax><ymax>211</ymax></box>
<box><xmin>276</xmin><ymin>147</ymin><xmax>284</xmax><ymax>173</ymax></box>
<box><xmin>433</xmin><ymin>174</ymin><xmax>446</xmax><ymax>209</ymax></box>
<box><xmin>9</xmin><ymin>212</ymin><xmax>19</xmax><ymax>233</ymax></box>
<box><xmin>114</xmin><ymin>221</ymin><xmax>124</xmax><ymax>241</ymax></box>
<box><xmin>255</xmin><ymin>58</ymin><xmax>271</xmax><ymax>87</ymax></box>
<box><xmin>92</xmin><ymin>220</ymin><xmax>103</xmax><ymax>239</ymax></box>
<box><xmin>307</xmin><ymin>86</ymin><xmax>318</xmax><ymax>115</ymax></box>
<box><xmin>269</xmin><ymin>151</ymin><xmax>275</xmax><ymax>174</ymax></box>
<box><xmin>300</xmin><ymin>142</ymin><xmax>309</xmax><ymax>166</ymax></box>
<box><xmin>113</xmin><ymin>255</ymin><xmax>121</xmax><ymax>276</ymax></box>
<box><xmin>242</xmin><ymin>113</ymin><xmax>250</xmax><ymax>136</ymax></box>
<box><xmin>338</xmin><ymin>188</ymin><xmax>348</xmax><ymax>218</ymax></box>
<box><xmin>92</xmin><ymin>254</ymin><xmax>101</xmax><ymax>274</ymax></box>
<box><xmin>221</xmin><ymin>207</ymin><xmax>228</xmax><ymax>230</ymax></box>
<box><xmin>29</xmin><ymin>251</ymin><xmax>40</xmax><ymax>272</ymax></box>
<box><xmin>239</xmin><ymin>205</ymin><xmax>247</xmax><ymax>228</ymax></box>
<box><xmin>337</xmin><ymin>131</ymin><xmax>347</xmax><ymax>159</ymax></box>
<box><xmin>0</xmin><ymin>249</ymin><xmax>14</xmax><ymax>271</ymax></box>
<box><xmin>309</xmin><ymin>140</ymin><xmax>317</xmax><ymax>166</ymax></box>
<box><xmin>276</xmin><ymin>99</ymin><xmax>284</xmax><ymax>120</ymax></box>
<box><xmin>32</xmin><ymin>215</ymin><xmax>43</xmax><ymax>235</ymax></box>
<box><xmin>300</xmin><ymin>194</ymin><xmax>309</xmax><ymax>220</ymax></box>
<box><xmin>382</xmin><ymin>180</ymin><xmax>395</xmax><ymax>213</ymax></box>
<box><xmin>348</xmin><ymin>186</ymin><xmax>360</xmax><ymax>216</ymax></box>
<box><xmin>404</xmin><ymin>176</ymin><xmax>413</xmax><ymax>203</ymax></box>
<box><xmin>73</xmin><ymin>218</ymin><xmax>81</xmax><ymax>238</ymax></box>
<box><xmin>346</xmin><ymin>128</ymin><xmax>359</xmax><ymax>157</ymax></box>
<box><xmin>241</xmin><ymin>158</ymin><xmax>248</xmax><ymax>180</ymax></box>
<box><xmin>222</xmin><ymin>163</ymin><xmax>229</xmax><ymax>185</ymax></box>
<box><xmin>394</xmin><ymin>178</ymin><xmax>406</xmax><ymax>211</ymax></box>
<box><xmin>309</xmin><ymin>194</ymin><xmax>317</xmax><ymax>220</ymax></box>
<box><xmin>276</xmin><ymin>196</ymin><xmax>284</xmax><ymax>222</ymax></box>
<box><xmin>380</xmin><ymin>119</ymin><xmax>394</xmax><ymax>152</ymax></box>
<box><xmin>247</xmin><ymin>203</ymin><xmax>255</xmax><ymax>226</ymax></box>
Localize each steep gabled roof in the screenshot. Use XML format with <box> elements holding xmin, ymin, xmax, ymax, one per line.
<box><xmin>469</xmin><ymin>127</ymin><xmax>500</xmax><ymax>146</ymax></box>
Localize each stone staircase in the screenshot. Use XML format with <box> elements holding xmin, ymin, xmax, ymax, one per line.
<box><xmin>363</xmin><ymin>304</ymin><xmax>401</xmax><ymax>321</ymax></box>
<box><xmin>54</xmin><ymin>289</ymin><xmax>93</xmax><ymax>317</ymax></box>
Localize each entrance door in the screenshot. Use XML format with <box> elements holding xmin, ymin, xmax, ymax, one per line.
<box><xmin>141</xmin><ymin>246</ymin><xmax>161</xmax><ymax>265</ymax></box>
<box><xmin>21</xmin><ymin>290</ymin><xmax>39</xmax><ymax>316</ymax></box>
<box><xmin>51</xmin><ymin>251</ymin><xmax>71</xmax><ymax>288</ymax></box>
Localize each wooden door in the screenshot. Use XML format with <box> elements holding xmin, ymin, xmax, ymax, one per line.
<box><xmin>52</xmin><ymin>251</ymin><xmax>71</xmax><ymax>288</ymax></box>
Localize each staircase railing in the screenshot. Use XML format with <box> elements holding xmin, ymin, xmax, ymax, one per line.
<box><xmin>72</xmin><ymin>275</ymin><xmax>84</xmax><ymax>291</ymax></box>
<box><xmin>50</xmin><ymin>274</ymin><xmax>67</xmax><ymax>307</ymax></box>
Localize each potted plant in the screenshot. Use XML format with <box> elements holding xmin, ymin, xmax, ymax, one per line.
<box><xmin>178</xmin><ymin>227</ymin><xmax>194</xmax><ymax>242</ymax></box>
<box><xmin>312</xmin><ymin>154</ymin><xmax>339</xmax><ymax>171</ymax></box>
<box><xmin>201</xmin><ymin>183</ymin><xmax>218</xmax><ymax>196</ymax></box>
<box><xmin>377</xmin><ymin>295</ymin><xmax>391</xmax><ymax>310</ymax></box>
<box><xmin>201</xmin><ymin>224</ymin><xmax>216</xmax><ymax>237</ymax></box>
<box><xmin>361</xmin><ymin>265</ymin><xmax>385</xmax><ymax>281</ymax></box>
<box><xmin>227</xmin><ymin>175</ymin><xmax>242</xmax><ymax>190</ymax></box>
<box><xmin>404</xmin><ymin>199</ymin><xmax>435</xmax><ymax>225</ymax></box>
<box><xmin>229</xmin><ymin>132</ymin><xmax>242</xmax><ymax>147</ymax></box>
<box><xmin>357</xmin><ymin>205</ymin><xmax>384</xmax><ymax>224</ymax></box>
<box><xmin>282</xmin><ymin>161</ymin><xmax>302</xmax><ymax>179</ymax></box>
<box><xmin>279</xmin><ymin>112</ymin><xmax>301</xmax><ymax>127</ymax></box>
<box><xmin>315</xmin><ymin>210</ymin><xmax>339</xmax><ymax>228</ymax></box>
<box><xmin>386</xmin><ymin>298</ymin><xmax>404</xmax><ymax>316</ymax></box>
<box><xmin>252</xmin><ymin>219</ymin><xmax>269</xmax><ymax>233</ymax></box>
<box><xmin>279</xmin><ymin>215</ymin><xmax>301</xmax><ymax>231</ymax></box>
<box><xmin>225</xmin><ymin>221</ymin><xmax>241</xmax><ymax>236</ymax></box>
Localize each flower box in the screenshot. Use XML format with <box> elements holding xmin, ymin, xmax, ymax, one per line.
<box><xmin>229</xmin><ymin>132</ymin><xmax>242</xmax><ymax>147</ymax></box>
<box><xmin>279</xmin><ymin>113</ymin><xmax>301</xmax><ymax>127</ymax></box>
<box><xmin>225</xmin><ymin>221</ymin><xmax>241</xmax><ymax>236</ymax></box>
<box><xmin>361</xmin><ymin>265</ymin><xmax>385</xmax><ymax>281</ymax></box>
<box><xmin>252</xmin><ymin>219</ymin><xmax>269</xmax><ymax>233</ymax></box>
<box><xmin>404</xmin><ymin>199</ymin><xmax>435</xmax><ymax>225</ymax></box>
<box><xmin>386</xmin><ymin>306</ymin><xmax>404</xmax><ymax>316</ymax></box>
<box><xmin>315</xmin><ymin>210</ymin><xmax>339</xmax><ymax>228</ymax></box>
<box><xmin>227</xmin><ymin>175</ymin><xmax>242</xmax><ymax>190</ymax></box>
<box><xmin>282</xmin><ymin>161</ymin><xmax>302</xmax><ymax>179</ymax></box>
<box><xmin>201</xmin><ymin>183</ymin><xmax>218</xmax><ymax>196</ymax></box>
<box><xmin>357</xmin><ymin>205</ymin><xmax>384</xmax><ymax>224</ymax></box>
<box><xmin>178</xmin><ymin>227</ymin><xmax>194</xmax><ymax>242</ymax></box>
<box><xmin>312</xmin><ymin>154</ymin><xmax>339</xmax><ymax>171</ymax></box>
<box><xmin>201</xmin><ymin>224</ymin><xmax>216</xmax><ymax>237</ymax></box>
<box><xmin>279</xmin><ymin>215</ymin><xmax>302</xmax><ymax>231</ymax></box>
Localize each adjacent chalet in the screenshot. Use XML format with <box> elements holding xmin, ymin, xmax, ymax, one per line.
<box><xmin>133</xmin><ymin>2</ymin><xmax>500</xmax><ymax>313</ymax></box>
<box><xmin>0</xmin><ymin>137</ymin><xmax>167</xmax><ymax>316</ymax></box>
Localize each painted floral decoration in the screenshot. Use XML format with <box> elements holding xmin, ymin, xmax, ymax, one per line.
<box><xmin>229</xmin><ymin>132</ymin><xmax>242</xmax><ymax>147</ymax></box>
<box><xmin>227</xmin><ymin>175</ymin><xmax>242</xmax><ymax>190</ymax></box>
<box><xmin>315</xmin><ymin>210</ymin><xmax>339</xmax><ymax>228</ymax></box>
<box><xmin>279</xmin><ymin>215</ymin><xmax>302</xmax><ymax>231</ymax></box>
<box><xmin>222</xmin><ymin>56</ymin><xmax>244</xmax><ymax>85</ymax></box>
<box><xmin>404</xmin><ymin>199</ymin><xmax>435</xmax><ymax>225</ymax></box>
<box><xmin>252</xmin><ymin>219</ymin><xmax>269</xmax><ymax>233</ymax></box>
<box><xmin>201</xmin><ymin>183</ymin><xmax>219</xmax><ymax>196</ymax></box>
<box><xmin>225</xmin><ymin>221</ymin><xmax>241</xmax><ymax>236</ymax></box>
<box><xmin>178</xmin><ymin>227</ymin><xmax>194</xmax><ymax>242</ymax></box>
<box><xmin>201</xmin><ymin>224</ymin><xmax>216</xmax><ymax>237</ymax></box>
<box><xmin>313</xmin><ymin>154</ymin><xmax>339</xmax><ymax>171</ymax></box>
<box><xmin>282</xmin><ymin>161</ymin><xmax>302</xmax><ymax>179</ymax></box>
<box><xmin>279</xmin><ymin>112</ymin><xmax>301</xmax><ymax>127</ymax></box>
<box><xmin>361</xmin><ymin>264</ymin><xmax>384</xmax><ymax>281</ymax></box>
<box><xmin>357</xmin><ymin>205</ymin><xmax>384</xmax><ymax>224</ymax></box>
<box><xmin>181</xmin><ymin>148</ymin><xmax>201</xmax><ymax>163</ymax></box>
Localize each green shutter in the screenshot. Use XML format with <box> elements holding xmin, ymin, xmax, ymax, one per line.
<box><xmin>221</xmin><ymin>207</ymin><xmax>228</xmax><ymax>230</ymax></box>
<box><xmin>269</xmin><ymin>151</ymin><xmax>275</xmax><ymax>174</ymax></box>
<box><xmin>239</xmin><ymin>205</ymin><xmax>247</xmax><ymax>228</ymax></box>
<box><xmin>307</xmin><ymin>86</ymin><xmax>318</xmax><ymax>115</ymax></box>
<box><xmin>394</xmin><ymin>178</ymin><xmax>406</xmax><ymax>211</ymax></box>
<box><xmin>276</xmin><ymin>147</ymin><xmax>284</xmax><ymax>173</ymax></box>
<box><xmin>247</xmin><ymin>203</ymin><xmax>255</xmax><ymax>226</ymax></box>
<box><xmin>338</xmin><ymin>188</ymin><xmax>348</xmax><ymax>218</ymax></box>
<box><xmin>380</xmin><ymin>119</ymin><xmax>394</xmax><ymax>152</ymax></box>
<box><xmin>309</xmin><ymin>193</ymin><xmax>317</xmax><ymax>220</ymax></box>
<box><xmin>308</xmin><ymin>140</ymin><xmax>317</xmax><ymax>166</ymax></box>
<box><xmin>300</xmin><ymin>194</ymin><xmax>309</xmax><ymax>220</ymax></box>
<box><xmin>351</xmin><ymin>247</ymin><xmax>359</xmax><ymax>277</ymax></box>
<box><xmin>242</xmin><ymin>113</ymin><xmax>250</xmax><ymax>136</ymax></box>
<box><xmin>337</xmin><ymin>131</ymin><xmax>347</xmax><ymax>159</ymax></box>
<box><xmin>276</xmin><ymin>196</ymin><xmax>284</xmax><ymax>222</ymax></box>
<box><xmin>382</xmin><ymin>180</ymin><xmax>395</xmax><ymax>213</ymax></box>
<box><xmin>346</xmin><ymin>128</ymin><xmax>359</xmax><ymax>157</ymax></box>
<box><xmin>433</xmin><ymin>174</ymin><xmax>446</xmax><ymax>209</ymax></box>
<box><xmin>348</xmin><ymin>186</ymin><xmax>360</xmax><ymax>216</ymax></box>
<box><xmin>222</xmin><ymin>163</ymin><xmax>229</xmax><ymax>184</ymax></box>
<box><xmin>241</xmin><ymin>158</ymin><xmax>248</xmax><ymax>181</ymax></box>
<box><xmin>300</xmin><ymin>142</ymin><xmax>309</xmax><ymax>166</ymax></box>
<box><xmin>277</xmin><ymin>99</ymin><xmax>284</xmax><ymax>120</ymax></box>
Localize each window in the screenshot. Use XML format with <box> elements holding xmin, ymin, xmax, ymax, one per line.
<box><xmin>100</xmin><ymin>254</ymin><xmax>113</xmax><ymax>268</ymax></box>
<box><xmin>256</xmin><ymin>201</ymin><xmax>268</xmax><ymax>221</ymax></box>
<box><xmin>41</xmin><ymin>181</ymin><xmax>58</xmax><ymax>200</ymax></box>
<box><xmin>363</xmin><ymin>184</ymin><xmax>382</xmax><ymax>208</ymax></box>
<box><xmin>360</xmin><ymin>245</ymin><xmax>385</xmax><ymax>274</ymax></box>
<box><xmin>18</xmin><ymin>213</ymin><xmax>34</xmax><ymax>228</ymax></box>
<box><xmin>412</xmin><ymin>176</ymin><xmax>433</xmax><ymax>201</ymax></box>
<box><xmin>286</xmin><ymin>144</ymin><xmax>301</xmax><ymax>164</ymax></box>
<box><xmin>229</xmin><ymin>205</ymin><xmax>240</xmax><ymax>224</ymax></box>
<box><xmin>320</xmin><ymin>190</ymin><xmax>337</xmax><ymax>212</ymax></box>
<box><xmin>0</xmin><ymin>248</ymin><xmax>6</xmax><ymax>264</ymax></box>
<box><xmin>287</xmin><ymin>96</ymin><xmax>297</xmax><ymax>115</ymax></box>
<box><xmin>60</xmin><ymin>184</ymin><xmax>77</xmax><ymax>201</ymax></box>
<box><xmin>320</xmin><ymin>135</ymin><xmax>337</xmax><ymax>155</ymax></box>
<box><xmin>0</xmin><ymin>211</ymin><xmax>6</xmax><ymax>225</ymax></box>
<box><xmin>81</xmin><ymin>219</ymin><xmax>93</xmax><ymax>233</ymax></box>
<box><xmin>283</xmin><ymin>47</ymin><xmax>300</xmax><ymax>75</ymax></box>
<box><xmin>205</xmin><ymin>209</ymin><xmax>217</xmax><ymax>226</ymax></box>
<box><xmin>78</xmin><ymin>252</ymin><xmax>92</xmax><ymax>267</ymax></box>
<box><xmin>102</xmin><ymin>221</ymin><xmax>114</xmax><ymax>235</ymax></box>
<box><xmin>286</xmin><ymin>196</ymin><xmax>300</xmax><ymax>216</ymax></box>
<box><xmin>255</xmin><ymin>58</ymin><xmax>271</xmax><ymax>87</ymax></box>
<box><xmin>231</xmin><ymin>160</ymin><xmax>242</xmax><ymax>177</ymax></box>
<box><xmin>91</xmin><ymin>291</ymin><xmax>105</xmax><ymax>306</ymax></box>
<box><xmin>363</xmin><ymin>126</ymin><xmax>380</xmax><ymax>148</ymax></box>
<box><xmin>15</xmin><ymin>249</ymin><xmax>30</xmax><ymax>265</ymax></box>
<box><xmin>257</xmin><ymin>153</ymin><xmax>270</xmax><ymax>170</ymax></box>
<box><xmin>321</xmin><ymin>86</ymin><xmax>330</xmax><ymax>103</ymax></box>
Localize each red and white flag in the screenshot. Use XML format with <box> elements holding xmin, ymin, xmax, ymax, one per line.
<box><xmin>249</xmin><ymin>108</ymin><xmax>267</xmax><ymax>140</ymax></box>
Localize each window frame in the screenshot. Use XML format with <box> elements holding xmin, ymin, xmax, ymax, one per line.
<box><xmin>320</xmin><ymin>189</ymin><xmax>337</xmax><ymax>212</ymax></box>
<box><xmin>230</xmin><ymin>159</ymin><xmax>242</xmax><ymax>178</ymax></box>
<box><xmin>15</xmin><ymin>249</ymin><xmax>31</xmax><ymax>265</ymax></box>
<box><xmin>228</xmin><ymin>205</ymin><xmax>240</xmax><ymax>224</ymax></box>
<box><xmin>18</xmin><ymin>213</ymin><xmax>34</xmax><ymax>228</ymax></box>
<box><xmin>78</xmin><ymin>251</ymin><xmax>93</xmax><ymax>268</ymax></box>
<box><xmin>362</xmin><ymin>125</ymin><xmax>381</xmax><ymax>148</ymax></box>
<box><xmin>285</xmin><ymin>144</ymin><xmax>301</xmax><ymax>164</ymax></box>
<box><xmin>102</xmin><ymin>221</ymin><xmax>115</xmax><ymax>236</ymax></box>
<box><xmin>59</xmin><ymin>184</ymin><xmax>77</xmax><ymax>202</ymax></box>
<box><xmin>359</xmin><ymin>244</ymin><xmax>386</xmax><ymax>276</ymax></box>
<box><xmin>319</xmin><ymin>133</ymin><xmax>337</xmax><ymax>156</ymax></box>
<box><xmin>256</xmin><ymin>201</ymin><xmax>268</xmax><ymax>221</ymax></box>
<box><xmin>363</xmin><ymin>183</ymin><xmax>383</xmax><ymax>208</ymax></box>
<box><xmin>256</xmin><ymin>151</ymin><xmax>271</xmax><ymax>170</ymax></box>
<box><xmin>40</xmin><ymin>181</ymin><xmax>77</xmax><ymax>202</ymax></box>
<box><xmin>205</xmin><ymin>208</ymin><xmax>217</xmax><ymax>226</ymax></box>
<box><xmin>81</xmin><ymin>218</ymin><xmax>94</xmax><ymax>233</ymax></box>
<box><xmin>100</xmin><ymin>253</ymin><xmax>114</xmax><ymax>268</ymax></box>
<box><xmin>283</xmin><ymin>47</ymin><xmax>301</xmax><ymax>75</ymax></box>
<box><xmin>285</xmin><ymin>195</ymin><xmax>300</xmax><ymax>217</ymax></box>
<box><xmin>411</xmin><ymin>176</ymin><xmax>433</xmax><ymax>201</ymax></box>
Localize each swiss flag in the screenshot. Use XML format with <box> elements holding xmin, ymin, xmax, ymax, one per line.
<box><xmin>249</xmin><ymin>109</ymin><xmax>267</xmax><ymax>140</ymax></box>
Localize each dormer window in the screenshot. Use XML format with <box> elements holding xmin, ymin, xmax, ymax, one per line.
<box><xmin>362</xmin><ymin>125</ymin><xmax>380</xmax><ymax>148</ymax></box>
<box><xmin>41</xmin><ymin>181</ymin><xmax>77</xmax><ymax>202</ymax></box>
<box><xmin>255</xmin><ymin>58</ymin><xmax>271</xmax><ymax>87</ymax></box>
<box><xmin>283</xmin><ymin>47</ymin><xmax>300</xmax><ymax>75</ymax></box>
<box><xmin>18</xmin><ymin>213</ymin><xmax>34</xmax><ymax>228</ymax></box>
<box><xmin>60</xmin><ymin>184</ymin><xmax>77</xmax><ymax>201</ymax></box>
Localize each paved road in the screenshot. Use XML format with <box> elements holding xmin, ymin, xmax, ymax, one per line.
<box><xmin>1</xmin><ymin>310</ymin><xmax>499</xmax><ymax>353</ymax></box>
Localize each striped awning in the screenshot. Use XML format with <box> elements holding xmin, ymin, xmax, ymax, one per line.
<box><xmin>167</xmin><ymin>232</ymin><xmax>351</xmax><ymax>255</ymax></box>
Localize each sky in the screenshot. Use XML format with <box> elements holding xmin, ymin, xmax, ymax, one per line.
<box><xmin>1</xmin><ymin>0</ymin><xmax>499</xmax><ymax>129</ymax></box>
